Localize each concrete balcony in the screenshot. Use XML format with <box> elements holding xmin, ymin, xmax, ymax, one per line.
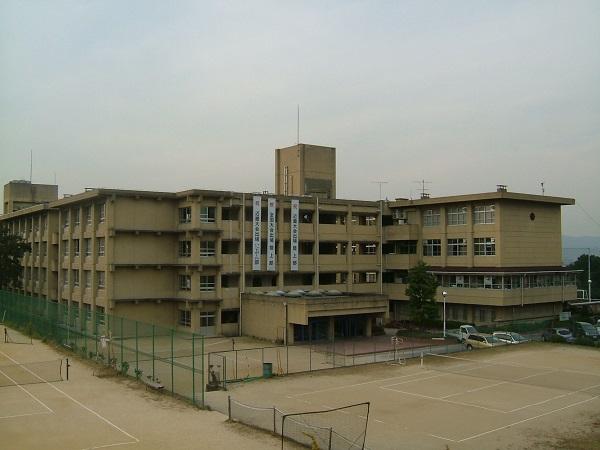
<box><xmin>318</xmin><ymin>254</ymin><xmax>348</xmax><ymax>269</ymax></box>
<box><xmin>351</xmin><ymin>254</ymin><xmax>378</xmax><ymax>270</ymax></box>
<box><xmin>350</xmin><ymin>225</ymin><xmax>379</xmax><ymax>241</ymax></box>
<box><xmin>350</xmin><ymin>283</ymin><xmax>380</xmax><ymax>294</ymax></box>
<box><xmin>383</xmin><ymin>254</ymin><xmax>419</xmax><ymax>269</ymax></box>
<box><xmin>318</xmin><ymin>224</ymin><xmax>348</xmax><ymax>241</ymax></box>
<box><xmin>383</xmin><ymin>283</ymin><xmax>408</xmax><ymax>300</ymax></box>
<box><xmin>383</xmin><ymin>224</ymin><xmax>420</xmax><ymax>241</ymax></box>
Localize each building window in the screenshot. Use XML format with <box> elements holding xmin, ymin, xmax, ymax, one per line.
<box><xmin>63</xmin><ymin>241</ymin><xmax>69</xmax><ymax>257</ymax></box>
<box><xmin>365</xmin><ymin>216</ymin><xmax>377</xmax><ymax>226</ymax></box>
<box><xmin>63</xmin><ymin>213</ymin><xmax>70</xmax><ymax>229</ymax></box>
<box><xmin>98</xmin><ymin>203</ymin><xmax>106</xmax><ymax>223</ymax></box>
<box><xmin>85</xmin><ymin>206</ymin><xmax>92</xmax><ymax>225</ymax></box>
<box><xmin>84</xmin><ymin>238</ymin><xmax>92</xmax><ymax>256</ymax></box>
<box><xmin>179</xmin><ymin>310</ymin><xmax>191</xmax><ymax>327</ymax></box>
<box><xmin>73</xmin><ymin>208</ymin><xmax>80</xmax><ymax>226</ymax></box>
<box><xmin>84</xmin><ymin>271</ymin><xmax>91</xmax><ymax>288</ymax></box>
<box><xmin>97</xmin><ymin>271</ymin><xmax>105</xmax><ymax>289</ymax></box>
<box><xmin>395</xmin><ymin>240</ymin><xmax>417</xmax><ymax>254</ymax></box>
<box><xmin>423</xmin><ymin>239</ymin><xmax>441</xmax><ymax>256</ymax></box>
<box><xmin>447</xmin><ymin>238</ymin><xmax>467</xmax><ymax>256</ymax></box>
<box><xmin>179</xmin><ymin>241</ymin><xmax>192</xmax><ymax>257</ymax></box>
<box><xmin>97</xmin><ymin>238</ymin><xmax>105</xmax><ymax>257</ymax></box>
<box><xmin>200</xmin><ymin>241</ymin><xmax>216</xmax><ymax>257</ymax></box>
<box><xmin>200</xmin><ymin>312</ymin><xmax>215</xmax><ymax>327</ymax></box>
<box><xmin>474</xmin><ymin>237</ymin><xmax>496</xmax><ymax>256</ymax></box>
<box><xmin>366</xmin><ymin>272</ymin><xmax>377</xmax><ymax>283</ymax></box>
<box><xmin>221</xmin><ymin>310</ymin><xmax>239</xmax><ymax>324</ymax></box>
<box><xmin>423</xmin><ymin>209</ymin><xmax>440</xmax><ymax>226</ymax></box>
<box><xmin>73</xmin><ymin>239</ymin><xmax>80</xmax><ymax>256</ymax></box>
<box><xmin>200</xmin><ymin>207</ymin><xmax>216</xmax><ymax>223</ymax></box>
<box><xmin>447</xmin><ymin>206</ymin><xmax>467</xmax><ymax>225</ymax></box>
<box><xmin>179</xmin><ymin>207</ymin><xmax>192</xmax><ymax>224</ymax></box>
<box><xmin>365</xmin><ymin>243</ymin><xmax>377</xmax><ymax>255</ymax></box>
<box><xmin>200</xmin><ymin>275</ymin><xmax>215</xmax><ymax>292</ymax></box>
<box><xmin>62</xmin><ymin>270</ymin><xmax>68</xmax><ymax>287</ymax></box>
<box><xmin>473</xmin><ymin>205</ymin><xmax>495</xmax><ymax>224</ymax></box>
<box><xmin>179</xmin><ymin>274</ymin><xmax>191</xmax><ymax>291</ymax></box>
<box><xmin>73</xmin><ymin>270</ymin><xmax>79</xmax><ymax>287</ymax></box>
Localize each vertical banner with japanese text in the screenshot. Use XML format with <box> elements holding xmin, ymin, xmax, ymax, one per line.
<box><xmin>290</xmin><ymin>199</ymin><xmax>299</xmax><ymax>271</ymax></box>
<box><xmin>267</xmin><ymin>198</ymin><xmax>276</xmax><ymax>271</ymax></box>
<box><xmin>252</xmin><ymin>195</ymin><xmax>261</xmax><ymax>271</ymax></box>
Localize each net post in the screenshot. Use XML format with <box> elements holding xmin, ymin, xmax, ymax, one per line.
<box><xmin>286</xmin><ymin>345</ymin><xmax>289</xmax><ymax>374</ymax></box>
<box><xmin>420</xmin><ymin>351</ymin><xmax>424</xmax><ymax>368</ymax></box>
<box><xmin>281</xmin><ymin>415</ymin><xmax>285</xmax><ymax>450</ymax></box>
<box><xmin>171</xmin><ymin>328</ymin><xmax>174</xmax><ymax>394</ymax></box>
<box><xmin>235</xmin><ymin>349</ymin><xmax>238</xmax><ymax>380</ymax></box>
<box><xmin>273</xmin><ymin>405</ymin><xmax>276</xmax><ymax>433</ymax></box>
<box><xmin>227</xmin><ymin>395</ymin><xmax>232</xmax><ymax>420</ymax></box>
<box><xmin>135</xmin><ymin>321</ymin><xmax>139</xmax><ymax>375</ymax></box>
<box><xmin>120</xmin><ymin>316</ymin><xmax>124</xmax><ymax>368</ymax></box>
<box><xmin>152</xmin><ymin>324</ymin><xmax>155</xmax><ymax>380</ymax></box>
<box><xmin>66</xmin><ymin>358</ymin><xmax>70</xmax><ymax>381</ymax></box>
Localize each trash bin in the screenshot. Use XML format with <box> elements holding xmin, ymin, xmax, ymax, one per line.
<box><xmin>263</xmin><ymin>362</ymin><xmax>273</xmax><ymax>378</ymax></box>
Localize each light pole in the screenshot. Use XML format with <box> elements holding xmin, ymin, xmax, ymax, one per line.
<box><xmin>442</xmin><ymin>291</ymin><xmax>447</xmax><ymax>338</ymax></box>
<box><xmin>588</xmin><ymin>249</ymin><xmax>592</xmax><ymax>302</ymax></box>
<box><xmin>283</xmin><ymin>302</ymin><xmax>288</xmax><ymax>346</ymax></box>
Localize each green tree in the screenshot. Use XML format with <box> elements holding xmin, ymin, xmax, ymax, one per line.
<box><xmin>405</xmin><ymin>261</ymin><xmax>439</xmax><ymax>326</ymax></box>
<box><xmin>0</xmin><ymin>227</ymin><xmax>30</xmax><ymax>289</ymax></box>
<box><xmin>567</xmin><ymin>254</ymin><xmax>600</xmax><ymax>300</ymax></box>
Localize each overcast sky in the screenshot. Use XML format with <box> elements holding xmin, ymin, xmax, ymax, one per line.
<box><xmin>1</xmin><ymin>1</ymin><xmax>599</xmax><ymax>236</ymax></box>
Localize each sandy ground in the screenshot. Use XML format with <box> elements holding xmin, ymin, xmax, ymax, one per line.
<box><xmin>0</xmin><ymin>327</ymin><xmax>281</xmax><ymax>450</ymax></box>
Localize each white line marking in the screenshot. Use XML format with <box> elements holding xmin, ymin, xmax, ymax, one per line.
<box><xmin>429</xmin><ymin>433</ymin><xmax>457</xmax><ymax>443</ymax></box>
<box><xmin>0</xmin><ymin>349</ymin><xmax>139</xmax><ymax>446</ymax></box>
<box><xmin>373</xmin><ymin>419</ymin><xmax>385</xmax><ymax>424</ymax></box>
<box><xmin>380</xmin><ymin>385</ymin><xmax>508</xmax><ymax>414</ymax></box>
<box><xmin>458</xmin><ymin>395</ymin><xmax>600</xmax><ymax>442</ymax></box>
<box><xmin>0</xmin><ymin>367</ymin><xmax>53</xmax><ymax>414</ymax></box>
<box><xmin>509</xmin><ymin>383</ymin><xmax>600</xmax><ymax>413</ymax></box>
<box><xmin>82</xmin><ymin>441</ymin><xmax>138</xmax><ymax>450</ymax></box>
<box><xmin>0</xmin><ymin>411</ymin><xmax>53</xmax><ymax>420</ymax></box>
<box><xmin>293</xmin><ymin>370</ymin><xmax>432</xmax><ymax>397</ymax></box>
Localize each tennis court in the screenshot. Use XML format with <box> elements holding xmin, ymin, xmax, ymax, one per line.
<box><xmin>0</xmin><ymin>326</ymin><xmax>283</xmax><ymax>450</ymax></box>
<box><xmin>207</xmin><ymin>343</ymin><xmax>600</xmax><ymax>449</ymax></box>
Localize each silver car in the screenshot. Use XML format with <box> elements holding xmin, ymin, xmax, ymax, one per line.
<box><xmin>493</xmin><ymin>331</ymin><xmax>529</xmax><ymax>344</ymax></box>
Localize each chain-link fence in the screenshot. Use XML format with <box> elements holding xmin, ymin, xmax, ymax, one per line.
<box><xmin>0</xmin><ymin>290</ymin><xmax>205</xmax><ymax>406</ymax></box>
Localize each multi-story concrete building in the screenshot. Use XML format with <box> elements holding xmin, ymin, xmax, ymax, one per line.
<box><xmin>0</xmin><ymin>144</ymin><xmax>577</xmax><ymax>339</ymax></box>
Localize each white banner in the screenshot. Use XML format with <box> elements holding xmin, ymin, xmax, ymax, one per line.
<box><xmin>252</xmin><ymin>196</ymin><xmax>262</xmax><ymax>271</ymax></box>
<box><xmin>267</xmin><ymin>198</ymin><xmax>277</xmax><ymax>271</ymax></box>
<box><xmin>290</xmin><ymin>199</ymin><xmax>299</xmax><ymax>271</ymax></box>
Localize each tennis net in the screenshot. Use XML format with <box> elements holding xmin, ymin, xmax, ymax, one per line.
<box><xmin>422</xmin><ymin>353</ymin><xmax>600</xmax><ymax>394</ymax></box>
<box><xmin>0</xmin><ymin>360</ymin><xmax>64</xmax><ymax>387</ymax></box>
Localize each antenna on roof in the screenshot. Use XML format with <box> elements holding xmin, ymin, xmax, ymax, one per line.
<box><xmin>297</xmin><ymin>104</ymin><xmax>300</xmax><ymax>144</ymax></box>
<box><xmin>541</xmin><ymin>181</ymin><xmax>545</xmax><ymax>195</ymax></box>
<box><xmin>371</xmin><ymin>181</ymin><xmax>388</xmax><ymax>201</ymax></box>
<box><xmin>413</xmin><ymin>179</ymin><xmax>431</xmax><ymax>199</ymax></box>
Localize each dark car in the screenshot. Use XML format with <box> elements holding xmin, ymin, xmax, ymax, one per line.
<box><xmin>573</xmin><ymin>322</ymin><xmax>599</xmax><ymax>340</ymax></box>
<box><xmin>541</xmin><ymin>328</ymin><xmax>575</xmax><ymax>343</ymax></box>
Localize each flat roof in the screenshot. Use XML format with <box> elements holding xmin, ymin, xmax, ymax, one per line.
<box><xmin>390</xmin><ymin>191</ymin><xmax>575</xmax><ymax>207</ymax></box>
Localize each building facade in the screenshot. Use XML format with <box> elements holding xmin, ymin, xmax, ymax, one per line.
<box><xmin>0</xmin><ymin>145</ymin><xmax>578</xmax><ymax>338</ymax></box>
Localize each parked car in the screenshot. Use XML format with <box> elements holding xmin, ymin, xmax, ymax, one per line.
<box><xmin>465</xmin><ymin>334</ymin><xmax>506</xmax><ymax>350</ymax></box>
<box><xmin>447</xmin><ymin>325</ymin><xmax>479</xmax><ymax>342</ymax></box>
<box><xmin>596</xmin><ymin>319</ymin><xmax>600</xmax><ymax>334</ymax></box>
<box><xmin>573</xmin><ymin>322</ymin><xmax>599</xmax><ymax>340</ymax></box>
<box><xmin>492</xmin><ymin>331</ymin><xmax>529</xmax><ymax>344</ymax></box>
<box><xmin>541</xmin><ymin>328</ymin><xmax>575</xmax><ymax>343</ymax></box>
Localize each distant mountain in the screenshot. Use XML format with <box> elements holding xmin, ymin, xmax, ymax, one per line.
<box><xmin>562</xmin><ymin>236</ymin><xmax>600</xmax><ymax>263</ymax></box>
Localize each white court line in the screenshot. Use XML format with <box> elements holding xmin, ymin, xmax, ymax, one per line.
<box><xmin>0</xmin><ymin>366</ymin><xmax>54</xmax><ymax>414</ymax></box>
<box><xmin>292</xmin><ymin>369</ymin><xmax>433</xmax><ymax>397</ymax></box>
<box><xmin>0</xmin><ymin>411</ymin><xmax>52</xmax><ymax>420</ymax></box>
<box><xmin>509</xmin><ymin>383</ymin><xmax>600</xmax><ymax>413</ymax></box>
<box><xmin>0</xmin><ymin>349</ymin><xmax>139</xmax><ymax>448</ymax></box>
<box><xmin>458</xmin><ymin>395</ymin><xmax>600</xmax><ymax>443</ymax></box>
<box><xmin>380</xmin><ymin>385</ymin><xmax>508</xmax><ymax>414</ymax></box>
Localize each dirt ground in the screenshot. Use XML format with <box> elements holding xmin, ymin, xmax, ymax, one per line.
<box><xmin>208</xmin><ymin>342</ymin><xmax>600</xmax><ymax>450</ymax></box>
<box><xmin>0</xmin><ymin>327</ymin><xmax>281</xmax><ymax>450</ymax></box>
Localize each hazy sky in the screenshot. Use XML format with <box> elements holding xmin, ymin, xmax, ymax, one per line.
<box><xmin>1</xmin><ymin>1</ymin><xmax>599</xmax><ymax>236</ymax></box>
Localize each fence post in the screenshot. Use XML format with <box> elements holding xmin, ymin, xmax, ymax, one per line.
<box><xmin>281</xmin><ymin>416</ymin><xmax>285</xmax><ymax>450</ymax></box>
<box><xmin>273</xmin><ymin>406</ymin><xmax>276</xmax><ymax>433</ymax></box>
<box><xmin>201</xmin><ymin>336</ymin><xmax>205</xmax><ymax>408</ymax></box>
<box><xmin>152</xmin><ymin>324</ymin><xmax>155</xmax><ymax>380</ymax></box>
<box><xmin>171</xmin><ymin>328</ymin><xmax>175</xmax><ymax>394</ymax></box>
<box><xmin>120</xmin><ymin>316</ymin><xmax>124</xmax><ymax>368</ymax></box>
<box><xmin>192</xmin><ymin>334</ymin><xmax>196</xmax><ymax>406</ymax></box>
<box><xmin>227</xmin><ymin>395</ymin><xmax>232</xmax><ymax>420</ymax></box>
<box><xmin>135</xmin><ymin>321</ymin><xmax>139</xmax><ymax>375</ymax></box>
<box><xmin>286</xmin><ymin>346</ymin><xmax>289</xmax><ymax>374</ymax></box>
<box><xmin>309</xmin><ymin>344</ymin><xmax>312</xmax><ymax>372</ymax></box>
<box><xmin>235</xmin><ymin>350</ymin><xmax>238</xmax><ymax>380</ymax></box>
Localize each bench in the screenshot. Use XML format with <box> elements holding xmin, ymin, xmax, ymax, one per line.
<box><xmin>142</xmin><ymin>377</ymin><xmax>164</xmax><ymax>391</ymax></box>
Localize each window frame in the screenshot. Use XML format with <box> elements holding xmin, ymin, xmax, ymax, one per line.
<box><xmin>447</xmin><ymin>206</ymin><xmax>467</xmax><ymax>226</ymax></box>
<box><xmin>423</xmin><ymin>209</ymin><xmax>440</xmax><ymax>227</ymax></box>
<box><xmin>447</xmin><ymin>238</ymin><xmax>467</xmax><ymax>256</ymax></box>
<box><xmin>423</xmin><ymin>239</ymin><xmax>442</xmax><ymax>256</ymax></box>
